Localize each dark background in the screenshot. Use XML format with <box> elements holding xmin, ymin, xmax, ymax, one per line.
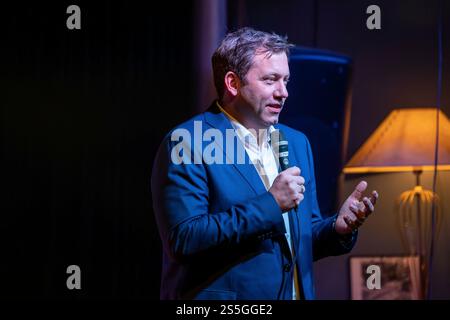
<box><xmin>2</xmin><ymin>0</ymin><xmax>449</xmax><ymax>299</ymax></box>
<box><xmin>3</xmin><ymin>1</ymin><xmax>195</xmax><ymax>298</ymax></box>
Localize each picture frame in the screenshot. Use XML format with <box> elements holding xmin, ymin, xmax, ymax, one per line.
<box><xmin>350</xmin><ymin>256</ymin><xmax>421</xmax><ymax>300</ymax></box>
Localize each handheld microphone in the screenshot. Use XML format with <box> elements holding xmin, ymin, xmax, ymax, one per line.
<box><xmin>271</xmin><ymin>129</ymin><xmax>299</xmax><ymax>212</ymax></box>
<box><xmin>270</xmin><ymin>129</ymin><xmax>289</xmax><ymax>170</ymax></box>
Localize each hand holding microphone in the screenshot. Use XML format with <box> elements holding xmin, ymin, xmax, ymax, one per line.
<box><xmin>269</xmin><ymin>166</ymin><xmax>305</xmax><ymax>212</ymax></box>
<box><xmin>269</xmin><ymin>130</ymin><xmax>306</xmax><ymax>212</ymax></box>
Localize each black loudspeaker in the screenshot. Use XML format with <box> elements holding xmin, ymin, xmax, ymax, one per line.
<box><xmin>280</xmin><ymin>47</ymin><xmax>352</xmax><ymax>217</ymax></box>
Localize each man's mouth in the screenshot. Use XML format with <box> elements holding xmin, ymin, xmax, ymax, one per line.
<box><xmin>266</xmin><ymin>104</ymin><xmax>282</xmax><ymax>113</ymax></box>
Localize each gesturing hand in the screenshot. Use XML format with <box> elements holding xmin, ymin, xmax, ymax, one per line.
<box><xmin>335</xmin><ymin>181</ymin><xmax>378</xmax><ymax>235</ymax></box>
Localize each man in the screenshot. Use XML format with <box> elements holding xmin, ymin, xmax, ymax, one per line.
<box><xmin>151</xmin><ymin>27</ymin><xmax>378</xmax><ymax>300</ymax></box>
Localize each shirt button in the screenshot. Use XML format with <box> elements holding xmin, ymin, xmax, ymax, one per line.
<box><xmin>283</xmin><ymin>263</ymin><xmax>291</xmax><ymax>272</ymax></box>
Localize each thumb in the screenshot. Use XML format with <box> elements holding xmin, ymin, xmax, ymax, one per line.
<box><xmin>285</xmin><ymin>166</ymin><xmax>301</xmax><ymax>176</ymax></box>
<box><xmin>350</xmin><ymin>180</ymin><xmax>367</xmax><ymax>200</ymax></box>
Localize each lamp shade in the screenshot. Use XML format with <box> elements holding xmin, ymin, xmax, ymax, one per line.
<box><xmin>344</xmin><ymin>108</ymin><xmax>450</xmax><ymax>173</ymax></box>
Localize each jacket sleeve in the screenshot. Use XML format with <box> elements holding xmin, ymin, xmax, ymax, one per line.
<box><xmin>302</xmin><ymin>136</ymin><xmax>357</xmax><ymax>261</ymax></box>
<box><xmin>151</xmin><ymin>135</ymin><xmax>286</xmax><ymax>262</ymax></box>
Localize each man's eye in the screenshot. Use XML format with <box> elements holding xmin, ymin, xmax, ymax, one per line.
<box><xmin>264</xmin><ymin>79</ymin><xmax>275</xmax><ymax>84</ymax></box>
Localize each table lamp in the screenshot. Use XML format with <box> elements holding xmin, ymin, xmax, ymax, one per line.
<box><xmin>343</xmin><ymin>108</ymin><xmax>450</xmax><ymax>299</ymax></box>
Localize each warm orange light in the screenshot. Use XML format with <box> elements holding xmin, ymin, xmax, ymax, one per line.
<box><xmin>344</xmin><ymin>108</ymin><xmax>450</xmax><ymax>173</ymax></box>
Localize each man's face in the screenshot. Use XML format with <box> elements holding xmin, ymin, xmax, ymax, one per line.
<box><xmin>237</xmin><ymin>51</ymin><xmax>290</xmax><ymax>130</ymax></box>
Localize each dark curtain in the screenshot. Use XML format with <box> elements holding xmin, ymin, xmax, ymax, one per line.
<box><xmin>2</xmin><ymin>2</ymin><xmax>195</xmax><ymax>298</ymax></box>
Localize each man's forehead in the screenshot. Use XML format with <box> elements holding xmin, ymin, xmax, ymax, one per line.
<box><xmin>251</xmin><ymin>51</ymin><xmax>290</xmax><ymax>74</ymax></box>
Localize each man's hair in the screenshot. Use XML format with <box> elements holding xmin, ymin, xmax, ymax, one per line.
<box><xmin>212</xmin><ymin>27</ymin><xmax>293</xmax><ymax>100</ymax></box>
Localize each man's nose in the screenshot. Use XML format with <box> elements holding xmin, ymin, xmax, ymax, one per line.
<box><xmin>274</xmin><ymin>81</ymin><xmax>288</xmax><ymax>99</ymax></box>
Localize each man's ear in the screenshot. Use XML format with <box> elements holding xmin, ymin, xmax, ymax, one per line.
<box><xmin>224</xmin><ymin>71</ymin><xmax>240</xmax><ymax>97</ymax></box>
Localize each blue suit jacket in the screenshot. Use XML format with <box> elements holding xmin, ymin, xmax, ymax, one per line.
<box><xmin>151</xmin><ymin>103</ymin><xmax>355</xmax><ymax>300</ymax></box>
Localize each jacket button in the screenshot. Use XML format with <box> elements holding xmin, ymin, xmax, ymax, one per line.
<box><xmin>283</xmin><ymin>263</ymin><xmax>291</xmax><ymax>272</ymax></box>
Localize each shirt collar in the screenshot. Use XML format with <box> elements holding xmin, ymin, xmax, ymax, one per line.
<box><xmin>216</xmin><ymin>101</ymin><xmax>275</xmax><ymax>147</ymax></box>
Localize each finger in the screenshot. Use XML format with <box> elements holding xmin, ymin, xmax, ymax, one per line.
<box><xmin>343</xmin><ymin>215</ymin><xmax>358</xmax><ymax>231</ymax></box>
<box><xmin>295</xmin><ymin>175</ymin><xmax>305</xmax><ymax>186</ymax></box>
<box><xmin>349</xmin><ymin>203</ymin><xmax>365</xmax><ymax>220</ymax></box>
<box><xmin>363</xmin><ymin>197</ymin><xmax>374</xmax><ymax>214</ymax></box>
<box><xmin>369</xmin><ymin>190</ymin><xmax>379</xmax><ymax>206</ymax></box>
<box><xmin>347</xmin><ymin>215</ymin><xmax>362</xmax><ymax>229</ymax></box>
<box><xmin>295</xmin><ymin>193</ymin><xmax>304</xmax><ymax>205</ymax></box>
<box><xmin>343</xmin><ymin>215</ymin><xmax>352</xmax><ymax>228</ymax></box>
<box><xmin>296</xmin><ymin>185</ymin><xmax>305</xmax><ymax>194</ymax></box>
<box><xmin>289</xmin><ymin>181</ymin><xmax>303</xmax><ymax>194</ymax></box>
<box><xmin>292</xmin><ymin>184</ymin><xmax>303</xmax><ymax>194</ymax></box>
<box><xmin>352</xmin><ymin>200</ymin><xmax>365</xmax><ymax>212</ymax></box>
<box><xmin>346</xmin><ymin>208</ymin><xmax>364</xmax><ymax>224</ymax></box>
<box><xmin>350</xmin><ymin>180</ymin><xmax>368</xmax><ymax>200</ymax></box>
<box><xmin>349</xmin><ymin>204</ymin><xmax>357</xmax><ymax>214</ymax></box>
<box><xmin>350</xmin><ymin>214</ymin><xmax>363</xmax><ymax>227</ymax></box>
<box><xmin>350</xmin><ymin>205</ymin><xmax>368</xmax><ymax>228</ymax></box>
<box><xmin>291</xmin><ymin>175</ymin><xmax>305</xmax><ymax>187</ymax></box>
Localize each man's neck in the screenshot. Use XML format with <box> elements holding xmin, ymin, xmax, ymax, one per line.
<box><xmin>217</xmin><ymin>101</ymin><xmax>270</xmax><ymax>147</ymax></box>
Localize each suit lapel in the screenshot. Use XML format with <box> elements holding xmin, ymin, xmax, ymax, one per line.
<box><xmin>203</xmin><ymin>103</ymin><xmax>267</xmax><ymax>196</ymax></box>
